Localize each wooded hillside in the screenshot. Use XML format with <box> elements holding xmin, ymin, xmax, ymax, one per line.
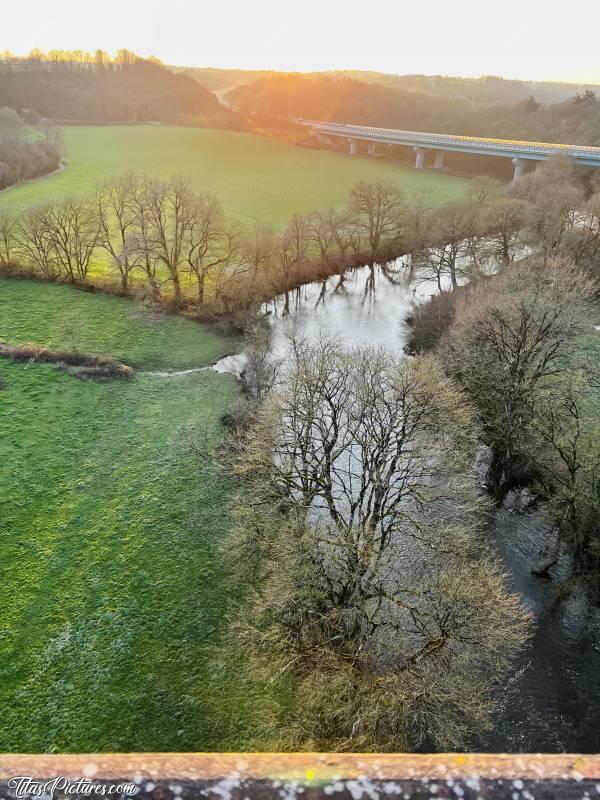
<box><xmin>0</xmin><ymin>50</ymin><xmax>229</xmax><ymax>126</ymax></box>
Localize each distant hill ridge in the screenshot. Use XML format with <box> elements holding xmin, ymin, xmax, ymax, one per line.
<box><xmin>177</xmin><ymin>66</ymin><xmax>600</xmax><ymax>105</ymax></box>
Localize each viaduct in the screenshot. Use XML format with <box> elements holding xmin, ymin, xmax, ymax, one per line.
<box><xmin>295</xmin><ymin>118</ymin><xmax>600</xmax><ymax>182</ymax></box>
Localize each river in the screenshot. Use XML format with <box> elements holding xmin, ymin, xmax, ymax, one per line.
<box><xmin>214</xmin><ymin>258</ymin><xmax>600</xmax><ymax>753</ymax></box>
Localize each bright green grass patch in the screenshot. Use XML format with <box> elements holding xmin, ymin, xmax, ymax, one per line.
<box><xmin>0</xmin><ymin>279</ymin><xmax>237</xmax><ymax>370</ymax></box>
<box><xmin>0</xmin><ymin>363</ymin><xmax>263</xmax><ymax>751</ymax></box>
<box><xmin>0</xmin><ymin>280</ymin><xmax>265</xmax><ymax>751</ymax></box>
<box><xmin>0</xmin><ymin>126</ymin><xmax>469</xmax><ymax>227</ymax></box>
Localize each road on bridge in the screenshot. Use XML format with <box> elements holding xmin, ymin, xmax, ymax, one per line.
<box><xmin>295</xmin><ymin>118</ymin><xmax>600</xmax><ymax>180</ymax></box>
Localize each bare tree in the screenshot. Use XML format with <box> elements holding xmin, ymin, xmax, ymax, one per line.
<box><xmin>326</xmin><ymin>208</ymin><xmax>362</xmax><ymax>260</ymax></box>
<box><xmin>513</xmin><ymin>160</ymin><xmax>584</xmax><ymax>259</ymax></box>
<box><xmin>561</xmin><ymin>192</ymin><xmax>600</xmax><ymax>273</ymax></box>
<box><xmin>531</xmin><ymin>372</ymin><xmax>600</xmax><ymax>574</ymax></box>
<box><xmin>184</xmin><ymin>192</ymin><xmax>240</xmax><ymax>305</ymax></box>
<box><xmin>127</xmin><ymin>176</ymin><xmax>162</xmax><ymax>302</ymax></box>
<box><xmin>95</xmin><ymin>173</ymin><xmax>142</xmax><ymax>293</ymax></box>
<box><xmin>239</xmin><ymin>341</ymin><xmax>481</xmax><ymax>585</ymax></box>
<box><xmin>211</xmin><ymin>223</ymin><xmax>253</xmax><ymax>311</ymax></box>
<box><xmin>138</xmin><ymin>177</ymin><xmax>196</xmax><ymax>306</ymax></box>
<box><xmin>305</xmin><ymin>210</ymin><xmax>335</xmax><ymax>260</ymax></box>
<box><xmin>414</xmin><ymin>203</ymin><xmax>475</xmax><ymax>293</ymax></box>
<box><xmin>485</xmin><ymin>197</ymin><xmax>527</xmax><ymax>267</ymax></box>
<box><xmin>350</xmin><ymin>181</ymin><xmax>405</xmax><ymax>257</ymax></box>
<box><xmin>0</xmin><ymin>210</ymin><xmax>16</xmax><ymax>267</ymax></box>
<box><xmin>15</xmin><ymin>204</ymin><xmax>57</xmax><ymax>277</ymax></box>
<box><xmin>230</xmin><ymin>339</ymin><xmax>530</xmax><ymax>751</ymax></box>
<box><xmin>467</xmin><ymin>176</ymin><xmax>502</xmax><ymax>206</ymax></box>
<box><xmin>245</xmin><ymin>222</ymin><xmax>276</xmax><ymax>281</ymax></box>
<box><xmin>42</xmin><ymin>197</ymin><xmax>99</xmax><ymax>281</ymax></box>
<box><xmin>401</xmin><ymin>194</ymin><xmax>431</xmax><ymax>255</ymax></box>
<box><xmin>276</xmin><ymin>213</ymin><xmax>309</xmax><ymax>312</ymax></box>
<box><xmin>417</xmin><ymin>201</ymin><xmax>480</xmax><ymax>291</ymax></box>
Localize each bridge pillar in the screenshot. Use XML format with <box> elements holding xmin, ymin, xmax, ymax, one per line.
<box><xmin>512</xmin><ymin>157</ymin><xmax>525</xmax><ymax>182</ymax></box>
<box><xmin>434</xmin><ymin>151</ymin><xmax>445</xmax><ymax>170</ymax></box>
<box><xmin>367</xmin><ymin>142</ymin><xmax>376</xmax><ymax>156</ymax></box>
<box><xmin>414</xmin><ymin>147</ymin><xmax>426</xmax><ymax>169</ymax></box>
<box><xmin>348</xmin><ymin>139</ymin><xmax>358</xmax><ymax>156</ymax></box>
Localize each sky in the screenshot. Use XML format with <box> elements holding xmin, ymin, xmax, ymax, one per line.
<box><xmin>3</xmin><ymin>0</ymin><xmax>600</xmax><ymax>84</ymax></box>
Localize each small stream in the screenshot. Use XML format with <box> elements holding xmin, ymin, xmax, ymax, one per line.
<box><xmin>213</xmin><ymin>257</ymin><xmax>600</xmax><ymax>753</ymax></box>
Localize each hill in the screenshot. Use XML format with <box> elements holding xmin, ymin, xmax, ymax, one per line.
<box><xmin>230</xmin><ymin>73</ymin><xmax>600</xmax><ymax>146</ymax></box>
<box><xmin>174</xmin><ymin>66</ymin><xmax>600</xmax><ymax>107</ymax></box>
<box><xmin>0</xmin><ymin>51</ymin><xmax>231</xmax><ymax>126</ymax></box>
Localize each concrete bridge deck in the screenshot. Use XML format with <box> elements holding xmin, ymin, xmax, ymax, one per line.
<box><xmin>295</xmin><ymin>118</ymin><xmax>600</xmax><ymax>179</ymax></box>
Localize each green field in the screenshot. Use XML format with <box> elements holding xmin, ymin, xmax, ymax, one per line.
<box><xmin>0</xmin><ymin>126</ymin><xmax>469</xmax><ymax>227</ymax></box>
<box><xmin>0</xmin><ymin>280</ymin><xmax>236</xmax><ymax>370</ymax></box>
<box><xmin>0</xmin><ymin>279</ymin><xmax>263</xmax><ymax>751</ymax></box>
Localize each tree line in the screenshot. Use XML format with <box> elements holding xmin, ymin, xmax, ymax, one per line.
<box><xmin>0</xmin><ymin>176</ymin><xmax>434</xmax><ymax>312</ymax></box>
<box><xmin>0</xmin><ymin>48</ymin><xmax>160</xmax><ymax>70</ymax></box>
<box><xmin>2</xmin><ymin>161</ymin><xmax>599</xmax><ymax>318</ymax></box>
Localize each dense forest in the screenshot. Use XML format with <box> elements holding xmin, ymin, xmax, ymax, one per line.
<box><xmin>0</xmin><ymin>107</ymin><xmax>62</xmax><ymax>190</ymax></box>
<box><xmin>230</xmin><ymin>73</ymin><xmax>600</xmax><ymax>146</ymax></box>
<box><xmin>0</xmin><ymin>50</ymin><xmax>232</xmax><ymax>126</ymax></box>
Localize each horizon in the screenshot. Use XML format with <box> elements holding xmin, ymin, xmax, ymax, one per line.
<box><xmin>3</xmin><ymin>0</ymin><xmax>600</xmax><ymax>84</ymax></box>
<box><xmin>5</xmin><ymin>52</ymin><xmax>600</xmax><ymax>91</ymax></box>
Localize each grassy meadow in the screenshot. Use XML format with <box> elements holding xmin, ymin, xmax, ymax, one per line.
<box><xmin>0</xmin><ymin>279</ymin><xmax>235</xmax><ymax>370</ymax></box>
<box><xmin>0</xmin><ymin>126</ymin><xmax>469</xmax><ymax>227</ymax></box>
<box><xmin>0</xmin><ymin>279</ymin><xmax>265</xmax><ymax>751</ymax></box>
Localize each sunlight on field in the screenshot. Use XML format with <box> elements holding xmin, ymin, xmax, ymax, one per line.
<box><xmin>0</xmin><ymin>126</ymin><xmax>469</xmax><ymax>227</ymax></box>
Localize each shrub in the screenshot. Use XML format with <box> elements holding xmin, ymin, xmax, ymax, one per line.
<box><xmin>404</xmin><ymin>291</ymin><xmax>458</xmax><ymax>355</ymax></box>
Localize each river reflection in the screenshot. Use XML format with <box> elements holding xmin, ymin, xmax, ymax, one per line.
<box><xmin>266</xmin><ymin>257</ymin><xmax>439</xmax><ymax>355</ymax></box>
<box><xmin>214</xmin><ymin>258</ymin><xmax>442</xmax><ymax>375</ymax></box>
